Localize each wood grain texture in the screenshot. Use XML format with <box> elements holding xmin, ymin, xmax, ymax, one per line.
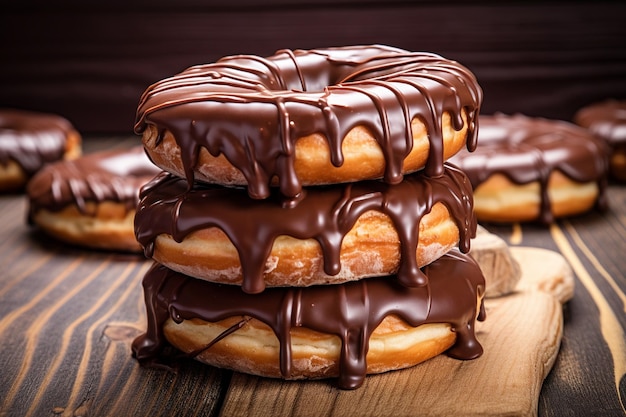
<box><xmin>487</xmin><ymin>195</ymin><xmax>626</xmax><ymax>417</ymax></box>
<box><xmin>0</xmin><ymin>137</ymin><xmax>625</xmax><ymax>416</ymax></box>
<box><xmin>512</xmin><ymin>246</ymin><xmax>574</xmax><ymax>304</ymax></box>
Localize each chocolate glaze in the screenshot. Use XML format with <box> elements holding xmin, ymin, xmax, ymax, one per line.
<box><xmin>449</xmin><ymin>113</ymin><xmax>609</xmax><ymax>224</ymax></box>
<box><xmin>0</xmin><ymin>108</ymin><xmax>76</xmax><ymax>177</ymax></box>
<box><xmin>134</xmin><ymin>163</ymin><xmax>476</xmax><ymax>294</ymax></box>
<box><xmin>574</xmin><ymin>99</ymin><xmax>626</xmax><ymax>147</ymax></box>
<box><xmin>27</xmin><ymin>146</ymin><xmax>160</xmax><ymax>221</ymax></box>
<box><xmin>132</xmin><ymin>250</ymin><xmax>486</xmax><ymax>390</ymax></box>
<box><xmin>134</xmin><ymin>45</ymin><xmax>482</xmax><ymax>199</ymax></box>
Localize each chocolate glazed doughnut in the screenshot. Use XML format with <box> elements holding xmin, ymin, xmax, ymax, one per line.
<box><xmin>449</xmin><ymin>113</ymin><xmax>609</xmax><ymax>223</ymax></box>
<box><xmin>134</xmin><ymin>45</ymin><xmax>482</xmax><ymax>200</ymax></box>
<box><xmin>574</xmin><ymin>99</ymin><xmax>626</xmax><ymax>181</ymax></box>
<box><xmin>134</xmin><ymin>163</ymin><xmax>476</xmax><ymax>294</ymax></box>
<box><xmin>0</xmin><ymin>108</ymin><xmax>81</xmax><ymax>191</ymax></box>
<box><xmin>27</xmin><ymin>147</ymin><xmax>161</xmax><ymax>251</ymax></box>
<box><xmin>132</xmin><ymin>250</ymin><xmax>486</xmax><ymax>390</ymax></box>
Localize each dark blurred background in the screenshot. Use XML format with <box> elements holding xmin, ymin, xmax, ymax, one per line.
<box><xmin>1</xmin><ymin>1</ymin><xmax>625</xmax><ymax>134</ymax></box>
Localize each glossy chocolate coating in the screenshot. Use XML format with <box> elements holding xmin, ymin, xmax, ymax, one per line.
<box><xmin>132</xmin><ymin>250</ymin><xmax>486</xmax><ymax>390</ymax></box>
<box><xmin>134</xmin><ymin>163</ymin><xmax>476</xmax><ymax>294</ymax></box>
<box><xmin>27</xmin><ymin>146</ymin><xmax>160</xmax><ymax>219</ymax></box>
<box><xmin>574</xmin><ymin>100</ymin><xmax>626</xmax><ymax>181</ymax></box>
<box><xmin>134</xmin><ymin>45</ymin><xmax>482</xmax><ymax>199</ymax></box>
<box><xmin>0</xmin><ymin>108</ymin><xmax>76</xmax><ymax>176</ymax></box>
<box><xmin>449</xmin><ymin>113</ymin><xmax>608</xmax><ymax>223</ymax></box>
<box><xmin>574</xmin><ymin>99</ymin><xmax>626</xmax><ymax>147</ymax></box>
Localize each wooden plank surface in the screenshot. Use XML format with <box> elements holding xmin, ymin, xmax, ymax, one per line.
<box><xmin>1</xmin><ymin>136</ymin><xmax>625</xmax><ymax>417</ymax></box>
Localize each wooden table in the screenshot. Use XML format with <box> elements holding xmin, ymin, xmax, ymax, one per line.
<box><xmin>1</xmin><ymin>136</ymin><xmax>625</xmax><ymax>417</ymax></box>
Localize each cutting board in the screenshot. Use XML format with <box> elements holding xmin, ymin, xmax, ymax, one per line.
<box><xmin>218</xmin><ymin>246</ymin><xmax>574</xmax><ymax>417</ymax></box>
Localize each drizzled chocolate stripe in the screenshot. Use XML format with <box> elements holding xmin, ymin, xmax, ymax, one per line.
<box><xmin>134</xmin><ymin>163</ymin><xmax>476</xmax><ymax>294</ymax></box>
<box><xmin>134</xmin><ymin>45</ymin><xmax>482</xmax><ymax>199</ymax></box>
<box><xmin>131</xmin><ymin>250</ymin><xmax>486</xmax><ymax>390</ymax></box>
<box><xmin>27</xmin><ymin>146</ymin><xmax>160</xmax><ymax>219</ymax></box>
<box><xmin>449</xmin><ymin>113</ymin><xmax>609</xmax><ymax>224</ymax></box>
<box><xmin>0</xmin><ymin>109</ymin><xmax>75</xmax><ymax>176</ymax></box>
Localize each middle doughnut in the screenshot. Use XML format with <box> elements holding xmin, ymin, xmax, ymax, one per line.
<box><xmin>135</xmin><ymin>163</ymin><xmax>476</xmax><ymax>294</ymax></box>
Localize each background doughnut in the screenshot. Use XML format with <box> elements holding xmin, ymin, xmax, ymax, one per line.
<box><xmin>574</xmin><ymin>99</ymin><xmax>626</xmax><ymax>181</ymax></box>
<box><xmin>449</xmin><ymin>113</ymin><xmax>608</xmax><ymax>223</ymax></box>
<box><xmin>0</xmin><ymin>108</ymin><xmax>81</xmax><ymax>192</ymax></box>
<box><xmin>28</xmin><ymin>146</ymin><xmax>160</xmax><ymax>252</ymax></box>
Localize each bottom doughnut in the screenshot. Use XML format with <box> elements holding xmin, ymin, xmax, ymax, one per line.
<box><xmin>132</xmin><ymin>250</ymin><xmax>486</xmax><ymax>390</ymax></box>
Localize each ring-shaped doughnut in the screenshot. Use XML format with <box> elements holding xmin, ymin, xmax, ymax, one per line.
<box><xmin>132</xmin><ymin>250</ymin><xmax>486</xmax><ymax>390</ymax></box>
<box><xmin>28</xmin><ymin>146</ymin><xmax>160</xmax><ymax>251</ymax></box>
<box><xmin>0</xmin><ymin>109</ymin><xmax>81</xmax><ymax>191</ymax></box>
<box><xmin>449</xmin><ymin>113</ymin><xmax>608</xmax><ymax>223</ymax></box>
<box><xmin>135</xmin><ymin>45</ymin><xmax>482</xmax><ymax>200</ymax></box>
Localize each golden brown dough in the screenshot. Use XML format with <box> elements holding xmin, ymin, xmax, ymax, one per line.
<box><xmin>30</xmin><ymin>203</ymin><xmax>141</xmax><ymax>252</ymax></box>
<box><xmin>450</xmin><ymin>114</ymin><xmax>607</xmax><ymax>224</ymax></box>
<box><xmin>135</xmin><ymin>46</ymin><xmax>483</xmax><ymax>200</ymax></box>
<box><xmin>142</xmin><ymin>111</ymin><xmax>470</xmax><ymax>189</ymax></box>
<box><xmin>132</xmin><ymin>251</ymin><xmax>485</xmax><ymax>388</ymax></box>
<box><xmin>134</xmin><ymin>162</ymin><xmax>476</xmax><ymax>293</ymax></box>
<box><xmin>150</xmin><ymin>202</ymin><xmax>461</xmax><ymax>287</ymax></box>
<box><xmin>27</xmin><ymin>147</ymin><xmax>160</xmax><ymax>252</ymax></box>
<box><xmin>471</xmin><ymin>171</ymin><xmax>600</xmax><ymax>223</ymax></box>
<box><xmin>166</xmin><ymin>316</ymin><xmax>456</xmax><ymax>381</ymax></box>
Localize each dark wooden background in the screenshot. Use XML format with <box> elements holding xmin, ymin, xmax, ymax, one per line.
<box><xmin>1</xmin><ymin>1</ymin><xmax>626</xmax><ymax>133</ymax></box>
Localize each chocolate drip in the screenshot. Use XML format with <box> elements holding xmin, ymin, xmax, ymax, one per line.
<box><xmin>134</xmin><ymin>45</ymin><xmax>482</xmax><ymax>199</ymax></box>
<box><xmin>450</xmin><ymin>113</ymin><xmax>609</xmax><ymax>224</ymax></box>
<box><xmin>0</xmin><ymin>109</ymin><xmax>75</xmax><ymax>176</ymax></box>
<box><xmin>132</xmin><ymin>250</ymin><xmax>486</xmax><ymax>390</ymax></box>
<box><xmin>134</xmin><ymin>163</ymin><xmax>476</xmax><ymax>294</ymax></box>
<box><xmin>27</xmin><ymin>146</ymin><xmax>160</xmax><ymax>221</ymax></box>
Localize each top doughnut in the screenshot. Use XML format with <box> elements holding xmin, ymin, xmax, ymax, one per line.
<box><xmin>135</xmin><ymin>45</ymin><xmax>482</xmax><ymax>199</ymax></box>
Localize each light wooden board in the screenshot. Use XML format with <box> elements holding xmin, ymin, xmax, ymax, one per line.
<box><xmin>219</xmin><ymin>247</ymin><xmax>573</xmax><ymax>417</ymax></box>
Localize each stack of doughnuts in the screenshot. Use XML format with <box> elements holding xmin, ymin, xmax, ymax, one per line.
<box><xmin>130</xmin><ymin>45</ymin><xmax>486</xmax><ymax>389</ymax></box>
<box><xmin>574</xmin><ymin>99</ymin><xmax>626</xmax><ymax>182</ymax></box>
<box><xmin>449</xmin><ymin>113</ymin><xmax>609</xmax><ymax>224</ymax></box>
<box><xmin>0</xmin><ymin>108</ymin><xmax>81</xmax><ymax>192</ymax></box>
